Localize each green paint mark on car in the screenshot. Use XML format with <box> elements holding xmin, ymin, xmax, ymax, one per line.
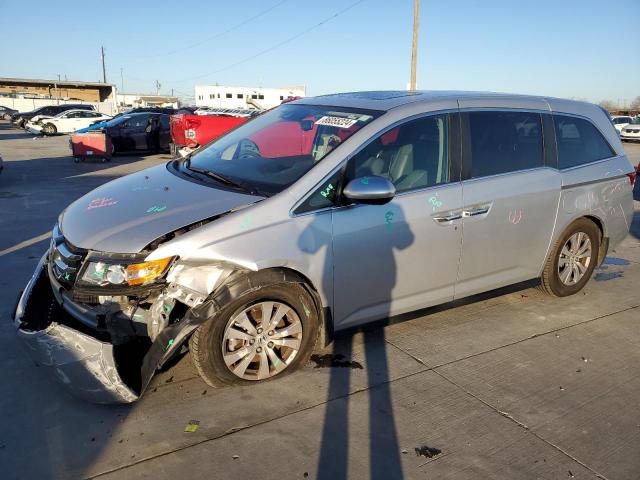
<box><xmin>146</xmin><ymin>205</ymin><xmax>167</xmax><ymax>214</ymax></box>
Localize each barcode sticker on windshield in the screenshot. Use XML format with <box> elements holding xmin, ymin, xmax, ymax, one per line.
<box><xmin>315</xmin><ymin>116</ymin><xmax>358</xmax><ymax>129</ymax></box>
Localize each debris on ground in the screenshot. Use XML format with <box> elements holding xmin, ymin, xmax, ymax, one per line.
<box><xmin>401</xmin><ymin>449</ymin><xmax>408</xmax><ymax>454</ymax></box>
<box><xmin>165</xmin><ymin>376</ymin><xmax>174</xmax><ymax>383</ymax></box>
<box><xmin>309</xmin><ymin>353</ymin><xmax>363</xmax><ymax>369</ymax></box>
<box><xmin>184</xmin><ymin>420</ymin><xmax>200</xmax><ymax>433</ymax></box>
<box><xmin>202</xmin><ymin>390</ymin><xmax>207</xmax><ymax>395</ymax></box>
<box><xmin>415</xmin><ymin>445</ymin><xmax>442</xmax><ymax>459</ymax></box>
<box><xmin>232</xmin><ymin>454</ymin><xmax>240</xmax><ymax>460</ymax></box>
<box><xmin>568</xmin><ymin>470</ymin><xmax>574</xmax><ymax>478</ymax></box>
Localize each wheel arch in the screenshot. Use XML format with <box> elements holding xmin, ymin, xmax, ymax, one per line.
<box><xmin>582</xmin><ymin>214</ymin><xmax>608</xmax><ymax>265</ymax></box>
<box><xmin>190</xmin><ymin>266</ymin><xmax>331</xmax><ymax>351</ymax></box>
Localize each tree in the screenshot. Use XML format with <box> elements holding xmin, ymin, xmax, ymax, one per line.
<box><xmin>598</xmin><ymin>100</ymin><xmax>617</xmax><ymax>112</ymax></box>
<box><xmin>630</xmin><ymin>96</ymin><xmax>640</xmax><ymax>110</ymax></box>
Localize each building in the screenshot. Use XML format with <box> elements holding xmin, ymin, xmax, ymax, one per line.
<box><xmin>117</xmin><ymin>93</ymin><xmax>179</xmax><ymax>109</ymax></box>
<box><xmin>194</xmin><ymin>85</ymin><xmax>305</xmax><ymax>110</ymax></box>
<box><xmin>0</xmin><ymin>77</ymin><xmax>115</xmax><ymax>102</ymax></box>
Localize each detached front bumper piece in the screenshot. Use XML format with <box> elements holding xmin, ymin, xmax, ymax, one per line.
<box><xmin>14</xmin><ymin>256</ymin><xmax>139</xmax><ymax>404</ymax></box>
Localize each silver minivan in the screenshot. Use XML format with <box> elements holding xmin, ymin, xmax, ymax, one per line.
<box><xmin>14</xmin><ymin>91</ymin><xmax>635</xmax><ymax>403</ymax></box>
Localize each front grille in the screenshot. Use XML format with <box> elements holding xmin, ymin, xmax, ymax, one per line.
<box><xmin>50</xmin><ymin>237</ymin><xmax>87</xmax><ymax>289</ymax></box>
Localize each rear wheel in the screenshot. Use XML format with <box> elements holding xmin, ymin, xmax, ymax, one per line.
<box><xmin>539</xmin><ymin>218</ymin><xmax>600</xmax><ymax>297</ymax></box>
<box><xmin>190</xmin><ymin>282</ymin><xmax>319</xmax><ymax>387</ymax></box>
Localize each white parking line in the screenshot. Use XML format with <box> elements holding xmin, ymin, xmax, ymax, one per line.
<box><xmin>0</xmin><ymin>231</ymin><xmax>51</xmax><ymax>257</ymax></box>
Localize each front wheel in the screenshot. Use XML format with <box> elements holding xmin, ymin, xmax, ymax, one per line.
<box><xmin>42</xmin><ymin>123</ymin><xmax>57</xmax><ymax>135</ymax></box>
<box><xmin>189</xmin><ymin>282</ymin><xmax>319</xmax><ymax>387</ymax></box>
<box><xmin>539</xmin><ymin>218</ymin><xmax>600</xmax><ymax>297</ymax></box>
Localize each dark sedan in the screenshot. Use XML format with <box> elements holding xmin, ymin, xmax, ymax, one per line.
<box><xmin>0</xmin><ymin>105</ymin><xmax>18</xmax><ymax>120</ymax></box>
<box><xmin>102</xmin><ymin>112</ymin><xmax>171</xmax><ymax>154</ymax></box>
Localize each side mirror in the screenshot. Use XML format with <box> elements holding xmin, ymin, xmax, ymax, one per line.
<box><xmin>300</xmin><ymin>119</ymin><xmax>314</xmax><ymax>131</ymax></box>
<box><xmin>343</xmin><ymin>176</ymin><xmax>395</xmax><ymax>205</ymax></box>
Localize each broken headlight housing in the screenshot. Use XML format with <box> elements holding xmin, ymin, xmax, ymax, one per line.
<box><xmin>80</xmin><ymin>257</ymin><xmax>175</xmax><ymax>287</ymax></box>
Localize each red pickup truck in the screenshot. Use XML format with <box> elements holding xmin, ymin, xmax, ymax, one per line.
<box><xmin>170</xmin><ymin>109</ymin><xmax>260</xmax><ymax>155</ymax></box>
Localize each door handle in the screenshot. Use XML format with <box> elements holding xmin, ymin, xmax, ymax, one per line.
<box><xmin>433</xmin><ymin>212</ymin><xmax>463</xmax><ymax>223</ymax></box>
<box><xmin>463</xmin><ymin>204</ymin><xmax>491</xmax><ymax>217</ymax></box>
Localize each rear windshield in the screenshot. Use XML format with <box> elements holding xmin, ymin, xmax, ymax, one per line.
<box><xmin>186</xmin><ymin>104</ymin><xmax>382</xmax><ymax>195</ymax></box>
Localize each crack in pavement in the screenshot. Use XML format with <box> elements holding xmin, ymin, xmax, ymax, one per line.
<box><xmin>87</xmin><ymin>302</ymin><xmax>639</xmax><ymax>479</ymax></box>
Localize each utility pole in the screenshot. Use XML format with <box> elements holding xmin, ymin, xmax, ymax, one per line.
<box><xmin>120</xmin><ymin>67</ymin><xmax>124</xmax><ymax>93</ymax></box>
<box><xmin>409</xmin><ymin>0</ymin><xmax>420</xmax><ymax>91</ymax></box>
<box><xmin>101</xmin><ymin>46</ymin><xmax>107</xmax><ymax>83</ymax></box>
<box><xmin>155</xmin><ymin>80</ymin><xmax>161</xmax><ymax>95</ymax></box>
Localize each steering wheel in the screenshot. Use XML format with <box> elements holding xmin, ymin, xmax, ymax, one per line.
<box><xmin>235</xmin><ymin>139</ymin><xmax>261</xmax><ymax>159</ymax></box>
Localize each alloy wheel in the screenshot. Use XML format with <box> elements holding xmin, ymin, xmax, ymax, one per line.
<box><xmin>221</xmin><ymin>301</ymin><xmax>303</xmax><ymax>381</ymax></box>
<box><xmin>558</xmin><ymin>232</ymin><xmax>592</xmax><ymax>286</ymax></box>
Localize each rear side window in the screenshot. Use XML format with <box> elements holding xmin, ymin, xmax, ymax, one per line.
<box><xmin>554</xmin><ymin>115</ymin><xmax>615</xmax><ymax>169</ymax></box>
<box><xmin>467</xmin><ymin>111</ymin><xmax>543</xmax><ymax>178</ymax></box>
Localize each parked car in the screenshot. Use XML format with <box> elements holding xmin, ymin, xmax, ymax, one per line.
<box><xmin>13</xmin><ymin>91</ymin><xmax>634</xmax><ymax>403</ymax></box>
<box><xmin>620</xmin><ymin>117</ymin><xmax>640</xmax><ymax>142</ymax></box>
<box><xmin>100</xmin><ymin>112</ymin><xmax>170</xmax><ymax>153</ymax></box>
<box><xmin>11</xmin><ymin>104</ymin><xmax>95</xmax><ymax>128</ymax></box>
<box><xmin>26</xmin><ymin>109</ymin><xmax>112</xmax><ymax>135</ymax></box>
<box><xmin>0</xmin><ymin>152</ymin><xmax>3</xmax><ymax>174</ymax></box>
<box><xmin>612</xmin><ymin>115</ymin><xmax>634</xmax><ymax>133</ymax></box>
<box><xmin>170</xmin><ymin>109</ymin><xmax>260</xmax><ymax>156</ymax></box>
<box><xmin>0</xmin><ymin>105</ymin><xmax>18</xmax><ymax>120</ymax></box>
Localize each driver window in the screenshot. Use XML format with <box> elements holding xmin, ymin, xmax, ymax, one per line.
<box><xmin>345</xmin><ymin>114</ymin><xmax>450</xmax><ymax>194</ymax></box>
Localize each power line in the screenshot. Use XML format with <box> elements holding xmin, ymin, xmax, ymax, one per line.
<box><xmin>122</xmin><ymin>0</ymin><xmax>289</xmax><ymax>59</ymax></box>
<box><xmin>167</xmin><ymin>0</ymin><xmax>366</xmax><ymax>84</ymax></box>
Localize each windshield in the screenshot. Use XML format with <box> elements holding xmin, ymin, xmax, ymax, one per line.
<box><xmin>186</xmin><ymin>104</ymin><xmax>381</xmax><ymax>196</ymax></box>
<box><xmin>105</xmin><ymin>115</ymin><xmax>131</xmax><ymax>126</ymax></box>
<box><xmin>630</xmin><ymin>117</ymin><xmax>640</xmax><ymax>125</ymax></box>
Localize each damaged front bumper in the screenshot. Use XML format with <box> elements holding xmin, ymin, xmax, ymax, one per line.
<box><xmin>13</xmin><ymin>255</ymin><xmax>207</xmax><ymax>404</ymax></box>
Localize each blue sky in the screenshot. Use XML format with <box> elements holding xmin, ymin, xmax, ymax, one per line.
<box><xmin>1</xmin><ymin>0</ymin><xmax>638</xmax><ymax>104</ymax></box>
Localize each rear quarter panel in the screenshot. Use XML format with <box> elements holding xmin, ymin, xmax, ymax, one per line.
<box><xmin>557</xmin><ymin>157</ymin><xmax>634</xmax><ymax>252</ymax></box>
<box><xmin>545</xmin><ymin>99</ymin><xmax>634</xmax><ymax>254</ymax></box>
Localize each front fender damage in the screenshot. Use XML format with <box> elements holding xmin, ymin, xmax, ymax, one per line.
<box><xmin>13</xmin><ymin>256</ymin><xmax>238</xmax><ymax>404</ymax></box>
<box><xmin>14</xmin><ymin>256</ymin><xmax>323</xmax><ymax>404</ymax></box>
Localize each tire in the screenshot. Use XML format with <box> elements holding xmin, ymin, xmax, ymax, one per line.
<box><xmin>189</xmin><ymin>282</ymin><xmax>319</xmax><ymax>387</ymax></box>
<box><xmin>43</xmin><ymin>123</ymin><xmax>57</xmax><ymax>135</ymax></box>
<box><xmin>539</xmin><ymin>218</ymin><xmax>600</xmax><ymax>297</ymax></box>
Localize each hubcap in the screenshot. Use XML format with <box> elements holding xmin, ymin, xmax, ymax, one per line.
<box><xmin>222</xmin><ymin>301</ymin><xmax>303</xmax><ymax>381</ymax></box>
<box><xmin>558</xmin><ymin>232</ymin><xmax>592</xmax><ymax>286</ymax></box>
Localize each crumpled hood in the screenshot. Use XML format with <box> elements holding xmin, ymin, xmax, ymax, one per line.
<box><xmin>60</xmin><ymin>163</ymin><xmax>261</xmax><ymax>253</ymax></box>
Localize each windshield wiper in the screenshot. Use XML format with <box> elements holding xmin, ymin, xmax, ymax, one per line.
<box><xmin>184</xmin><ymin>159</ymin><xmax>264</xmax><ymax>196</ymax></box>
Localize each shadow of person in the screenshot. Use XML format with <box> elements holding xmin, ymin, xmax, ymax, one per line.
<box><xmin>300</xmin><ymin>203</ymin><xmax>414</xmax><ymax>480</ymax></box>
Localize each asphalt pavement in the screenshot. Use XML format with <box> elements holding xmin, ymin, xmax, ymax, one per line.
<box><xmin>1</xmin><ymin>121</ymin><xmax>639</xmax><ymax>480</ymax></box>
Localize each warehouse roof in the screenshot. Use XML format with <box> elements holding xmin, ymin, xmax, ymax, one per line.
<box><xmin>0</xmin><ymin>77</ymin><xmax>115</xmax><ymax>88</ymax></box>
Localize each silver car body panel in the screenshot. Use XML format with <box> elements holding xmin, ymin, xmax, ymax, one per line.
<box><xmin>15</xmin><ymin>91</ymin><xmax>635</xmax><ymax>402</ymax></box>
<box><xmin>60</xmin><ymin>163</ymin><xmax>262</xmax><ymax>253</ymax></box>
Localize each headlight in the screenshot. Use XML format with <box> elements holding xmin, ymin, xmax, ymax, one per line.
<box><xmin>81</xmin><ymin>257</ymin><xmax>174</xmax><ymax>287</ymax></box>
